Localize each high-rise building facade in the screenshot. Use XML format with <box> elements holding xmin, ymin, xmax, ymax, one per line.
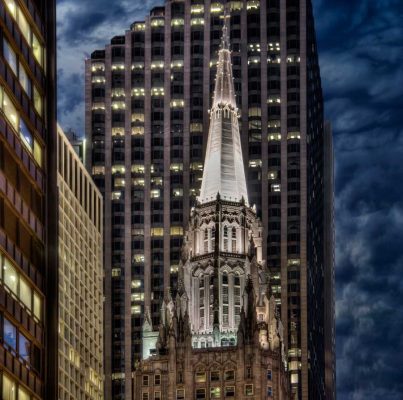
<box><xmin>85</xmin><ymin>1</ymin><xmax>334</xmax><ymax>399</ymax></box>
<box><xmin>0</xmin><ymin>0</ymin><xmax>58</xmax><ymax>399</ymax></box>
<box><xmin>57</xmin><ymin>126</ymin><xmax>104</xmax><ymax>400</ymax></box>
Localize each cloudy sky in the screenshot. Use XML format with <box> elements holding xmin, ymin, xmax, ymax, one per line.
<box><xmin>56</xmin><ymin>1</ymin><xmax>403</xmax><ymax>398</ymax></box>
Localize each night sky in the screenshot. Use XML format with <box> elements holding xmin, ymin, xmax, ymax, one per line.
<box><xmin>56</xmin><ymin>1</ymin><xmax>403</xmax><ymax>398</ymax></box>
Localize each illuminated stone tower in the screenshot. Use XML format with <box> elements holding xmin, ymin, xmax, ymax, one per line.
<box><xmin>132</xmin><ymin>25</ymin><xmax>288</xmax><ymax>400</ymax></box>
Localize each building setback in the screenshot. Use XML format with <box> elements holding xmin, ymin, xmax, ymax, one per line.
<box><xmin>0</xmin><ymin>0</ymin><xmax>58</xmax><ymax>399</ymax></box>
<box><xmin>57</xmin><ymin>126</ymin><xmax>104</xmax><ymax>400</ymax></box>
<box><xmin>85</xmin><ymin>1</ymin><xmax>335</xmax><ymax>399</ymax></box>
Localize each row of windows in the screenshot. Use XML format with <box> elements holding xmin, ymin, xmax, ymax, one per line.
<box><xmin>3</xmin><ymin>38</ymin><xmax>43</xmax><ymax>116</ymax></box>
<box><xmin>0</xmin><ymin>86</ymin><xmax>43</xmax><ymax>166</ymax></box>
<box><xmin>0</xmin><ymin>251</ymin><xmax>42</xmax><ymax>321</ymax></box>
<box><xmin>1</xmin><ymin>371</ymin><xmax>38</xmax><ymax>400</ymax></box>
<box><xmin>0</xmin><ymin>314</ymin><xmax>41</xmax><ymax>374</ymax></box>
<box><xmin>141</xmin><ymin>383</ymin><xmax>267</xmax><ymax>400</ymax></box>
<box><xmin>4</xmin><ymin>0</ymin><xmax>45</xmax><ymax>68</ymax></box>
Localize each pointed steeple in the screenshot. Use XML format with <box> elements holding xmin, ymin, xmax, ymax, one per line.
<box><xmin>198</xmin><ymin>19</ymin><xmax>249</xmax><ymax>205</ymax></box>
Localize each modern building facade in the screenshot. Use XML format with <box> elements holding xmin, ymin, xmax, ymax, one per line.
<box><xmin>57</xmin><ymin>126</ymin><xmax>104</xmax><ymax>400</ymax></box>
<box><xmin>85</xmin><ymin>1</ymin><xmax>335</xmax><ymax>399</ymax></box>
<box><xmin>0</xmin><ymin>0</ymin><xmax>58</xmax><ymax>399</ymax></box>
<box><xmin>133</xmin><ymin>26</ymin><xmax>288</xmax><ymax>400</ymax></box>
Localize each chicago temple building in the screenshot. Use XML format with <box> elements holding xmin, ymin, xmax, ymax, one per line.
<box><xmin>132</xmin><ymin>25</ymin><xmax>289</xmax><ymax>400</ymax></box>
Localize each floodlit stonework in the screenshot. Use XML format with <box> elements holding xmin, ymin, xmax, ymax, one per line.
<box><xmin>132</xmin><ymin>26</ymin><xmax>288</xmax><ymax>400</ymax></box>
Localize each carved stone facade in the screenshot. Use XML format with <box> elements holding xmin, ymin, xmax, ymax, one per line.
<box><xmin>132</xmin><ymin>23</ymin><xmax>288</xmax><ymax>400</ymax></box>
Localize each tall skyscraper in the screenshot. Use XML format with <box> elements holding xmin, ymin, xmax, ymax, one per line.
<box><xmin>0</xmin><ymin>0</ymin><xmax>58</xmax><ymax>399</ymax></box>
<box><xmin>57</xmin><ymin>126</ymin><xmax>104</xmax><ymax>400</ymax></box>
<box><xmin>85</xmin><ymin>1</ymin><xmax>334</xmax><ymax>399</ymax></box>
<box><xmin>133</xmin><ymin>25</ymin><xmax>288</xmax><ymax>400</ymax></box>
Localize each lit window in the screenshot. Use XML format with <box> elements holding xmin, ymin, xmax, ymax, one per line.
<box><xmin>291</xmin><ymin>373</ymin><xmax>299</xmax><ymax>384</ymax></box>
<box><xmin>151</xmin><ymin>61</ymin><xmax>164</xmax><ymax>69</ymax></box>
<box><xmin>171</xmin><ymin>60</ymin><xmax>184</xmax><ymax>69</ymax></box>
<box><xmin>131</xmin><ymin>293</ymin><xmax>144</xmax><ymax>302</ymax></box>
<box><xmin>133</xmin><ymin>178</ymin><xmax>145</xmax><ymax>186</ymax></box>
<box><xmin>210</xmin><ymin>387</ymin><xmax>221</xmax><ymax>398</ymax></box>
<box><xmin>151</xmin><ymin>189</ymin><xmax>160</xmax><ymax>198</ymax></box>
<box><xmin>229</xmin><ymin>1</ymin><xmax>243</xmax><ymax>11</ymax></box>
<box><xmin>151</xmin><ymin>228</ymin><xmax>164</xmax><ymax>237</ymax></box>
<box><xmin>112</xmin><ymin>127</ymin><xmax>125</xmax><ymax>136</ymax></box>
<box><xmin>132</xmin><ymin>126</ymin><xmax>144</xmax><ymax>135</ymax></box>
<box><xmin>248</xmin><ymin>107</ymin><xmax>261</xmax><ymax>117</ymax></box>
<box><xmin>112</xmin><ymin>101</ymin><xmax>125</xmax><ymax>110</ymax></box>
<box><xmin>170</xmin><ymin>163</ymin><xmax>183</xmax><ymax>172</ymax></box>
<box><xmin>211</xmin><ymin>3</ymin><xmax>224</xmax><ymax>13</ymax></box>
<box><xmin>268</xmin><ymin>170</ymin><xmax>277</xmax><ymax>180</ymax></box>
<box><xmin>287</xmin><ymin>131</ymin><xmax>301</xmax><ymax>140</ymax></box>
<box><xmin>191</xmin><ymin>18</ymin><xmax>204</xmax><ymax>26</ymax></box>
<box><xmin>112</xmin><ymin>165</ymin><xmax>125</xmax><ymax>174</ymax></box>
<box><xmin>114</xmin><ymin>178</ymin><xmax>125</xmax><ymax>188</ymax></box>
<box><xmin>32</xmin><ymin>32</ymin><xmax>43</xmax><ymax>66</ymax></box>
<box><xmin>191</xmin><ymin>4</ymin><xmax>204</xmax><ymax>13</ymax></box>
<box><xmin>19</xmin><ymin>276</ymin><xmax>32</xmax><ymax>310</ymax></box>
<box><xmin>132</xmin><ymin>305</ymin><xmax>141</xmax><ymax>314</ymax></box>
<box><xmin>170</xmin><ymin>226</ymin><xmax>183</xmax><ymax>236</ymax></box>
<box><xmin>132</xmin><ymin>113</ymin><xmax>144</xmax><ymax>122</ymax></box>
<box><xmin>171</xmin><ymin>18</ymin><xmax>184</xmax><ymax>26</ymax></box>
<box><xmin>92</xmin><ymin>166</ymin><xmax>105</xmax><ymax>175</ymax></box>
<box><xmin>92</xmin><ymin>102</ymin><xmax>105</xmax><ymax>110</ymax></box>
<box><xmin>172</xmin><ymin>188</ymin><xmax>183</xmax><ymax>197</ymax></box>
<box><xmin>3</xmin><ymin>258</ymin><xmax>18</xmax><ymax>294</ymax></box>
<box><xmin>268</xmin><ymin>95</ymin><xmax>281</xmax><ymax>104</ymax></box>
<box><xmin>111</xmin><ymin>191</ymin><xmax>122</xmax><ymax>200</ymax></box>
<box><xmin>170</xmin><ymin>99</ymin><xmax>185</xmax><ymax>108</ymax></box>
<box><xmin>111</xmin><ymin>63</ymin><xmax>125</xmax><ymax>70</ymax></box>
<box><xmin>268</xmin><ymin>133</ymin><xmax>281</xmax><ymax>141</ymax></box>
<box><xmin>5</xmin><ymin>0</ymin><xmax>16</xmax><ymax>17</ymax></box>
<box><xmin>132</xmin><ymin>280</ymin><xmax>142</xmax><ymax>288</ymax></box>
<box><xmin>151</xmin><ymin>18</ymin><xmax>164</xmax><ymax>27</ymax></box>
<box><xmin>33</xmin><ymin>291</ymin><xmax>42</xmax><ymax>320</ymax></box>
<box><xmin>170</xmin><ymin>265</ymin><xmax>179</xmax><ymax>273</ymax></box>
<box><xmin>133</xmin><ymin>254</ymin><xmax>145</xmax><ymax>263</ymax></box>
<box><xmin>249</xmin><ymin>159</ymin><xmax>262</xmax><ymax>168</ymax></box>
<box><xmin>195</xmin><ymin>371</ymin><xmax>206</xmax><ymax>383</ymax></box>
<box><xmin>132</xmin><ymin>164</ymin><xmax>145</xmax><ymax>173</ymax></box>
<box><xmin>17</xmin><ymin>8</ymin><xmax>30</xmax><ymax>43</ymax></box>
<box><xmin>271</xmin><ymin>184</ymin><xmax>281</xmax><ymax>192</ymax></box>
<box><xmin>33</xmin><ymin>86</ymin><xmax>43</xmax><ymax>116</ymax></box>
<box><xmin>2</xmin><ymin>373</ymin><xmax>17</xmax><ymax>400</ymax></box>
<box><xmin>111</xmin><ymin>268</ymin><xmax>121</xmax><ymax>277</ymax></box>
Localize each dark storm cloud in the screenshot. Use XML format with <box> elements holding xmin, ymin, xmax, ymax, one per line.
<box><xmin>315</xmin><ymin>0</ymin><xmax>403</xmax><ymax>399</ymax></box>
<box><xmin>57</xmin><ymin>0</ymin><xmax>403</xmax><ymax>398</ymax></box>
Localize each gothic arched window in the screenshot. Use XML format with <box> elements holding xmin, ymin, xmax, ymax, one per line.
<box><xmin>204</xmin><ymin>229</ymin><xmax>208</xmax><ymax>253</ymax></box>
<box><xmin>231</xmin><ymin>227</ymin><xmax>237</xmax><ymax>252</ymax></box>
<box><xmin>222</xmin><ymin>272</ymin><xmax>229</xmax><ymax>326</ymax></box>
<box><xmin>223</xmin><ymin>226</ymin><xmax>228</xmax><ymax>251</ymax></box>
